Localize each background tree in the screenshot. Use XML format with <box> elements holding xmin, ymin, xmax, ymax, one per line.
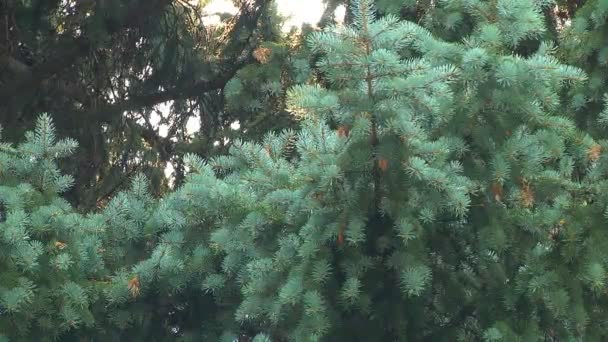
<box><xmin>0</xmin><ymin>0</ymin><xmax>274</xmax><ymax>210</ymax></box>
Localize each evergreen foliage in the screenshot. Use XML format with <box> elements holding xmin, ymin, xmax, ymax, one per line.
<box><xmin>559</xmin><ymin>0</ymin><xmax>608</xmax><ymax>137</ymax></box>
<box><xmin>2</xmin><ymin>0</ymin><xmax>608</xmax><ymax>341</ymax></box>
<box><xmin>222</xmin><ymin>33</ymin><xmax>312</xmax><ymax>144</ymax></box>
<box><xmin>0</xmin><ymin>114</ymin><xmax>103</xmax><ymax>340</ymax></box>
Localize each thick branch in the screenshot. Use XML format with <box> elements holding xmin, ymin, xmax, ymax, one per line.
<box><xmin>93</xmin><ymin>60</ymin><xmax>249</xmax><ymax>123</ymax></box>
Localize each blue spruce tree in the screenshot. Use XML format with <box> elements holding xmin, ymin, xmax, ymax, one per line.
<box><xmin>106</xmin><ymin>1</ymin><xmax>598</xmax><ymax>340</ymax></box>
<box><xmin>3</xmin><ymin>1</ymin><xmax>608</xmax><ymax>341</ymax></box>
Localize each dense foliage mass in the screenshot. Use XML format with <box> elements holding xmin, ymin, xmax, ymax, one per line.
<box><xmin>2</xmin><ymin>0</ymin><xmax>608</xmax><ymax>341</ymax></box>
